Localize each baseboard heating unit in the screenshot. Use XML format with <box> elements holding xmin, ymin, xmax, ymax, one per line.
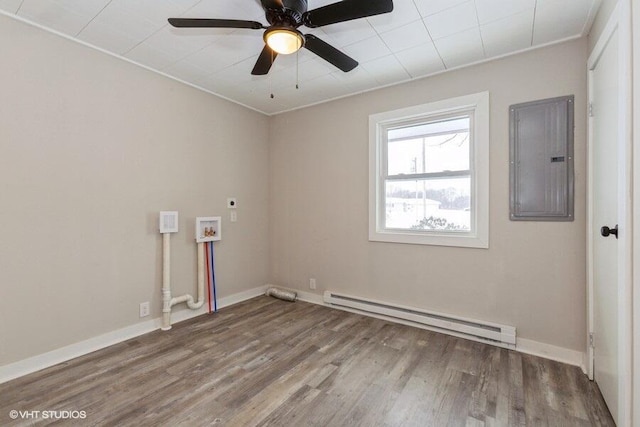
<box><xmin>323</xmin><ymin>291</ymin><xmax>516</xmax><ymax>349</ymax></box>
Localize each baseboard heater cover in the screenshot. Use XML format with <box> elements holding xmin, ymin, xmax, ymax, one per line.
<box><xmin>323</xmin><ymin>291</ymin><xmax>516</xmax><ymax>349</ymax></box>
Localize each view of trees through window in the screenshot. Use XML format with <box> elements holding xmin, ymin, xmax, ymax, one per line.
<box><xmin>385</xmin><ymin>116</ymin><xmax>471</xmax><ymax>232</ymax></box>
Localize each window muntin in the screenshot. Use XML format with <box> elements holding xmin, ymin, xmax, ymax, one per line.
<box><xmin>382</xmin><ymin>113</ymin><xmax>473</xmax><ymax>234</ymax></box>
<box><xmin>369</xmin><ymin>92</ymin><xmax>489</xmax><ymax>248</ymax></box>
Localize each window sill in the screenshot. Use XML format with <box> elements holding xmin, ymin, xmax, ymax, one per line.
<box><xmin>369</xmin><ymin>229</ymin><xmax>489</xmax><ymax>249</ymax></box>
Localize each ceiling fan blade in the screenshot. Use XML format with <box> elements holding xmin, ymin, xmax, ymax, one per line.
<box><xmin>252</xmin><ymin>45</ymin><xmax>278</xmax><ymax>75</ymax></box>
<box><xmin>168</xmin><ymin>18</ymin><xmax>264</xmax><ymax>30</ymax></box>
<box><xmin>304</xmin><ymin>34</ymin><xmax>357</xmax><ymax>72</ymax></box>
<box><xmin>304</xmin><ymin>0</ymin><xmax>393</xmax><ymax>28</ymax></box>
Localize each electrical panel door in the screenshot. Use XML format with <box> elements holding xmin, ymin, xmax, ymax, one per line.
<box><xmin>509</xmin><ymin>95</ymin><xmax>574</xmax><ymax>221</ymax></box>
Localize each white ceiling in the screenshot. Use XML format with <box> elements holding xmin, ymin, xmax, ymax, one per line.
<box><xmin>1</xmin><ymin>0</ymin><xmax>600</xmax><ymax>115</ymax></box>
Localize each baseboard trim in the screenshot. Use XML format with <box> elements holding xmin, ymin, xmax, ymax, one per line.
<box><xmin>271</xmin><ymin>285</ymin><xmax>587</xmax><ymax>373</ymax></box>
<box><xmin>2</xmin><ymin>285</ymin><xmax>586</xmax><ymax>384</ymax></box>
<box><xmin>294</xmin><ymin>289</ymin><xmax>325</xmax><ymax>305</ymax></box>
<box><xmin>516</xmin><ymin>337</ymin><xmax>587</xmax><ymax>373</ymax></box>
<box><xmin>0</xmin><ymin>285</ymin><xmax>268</xmax><ymax>384</ymax></box>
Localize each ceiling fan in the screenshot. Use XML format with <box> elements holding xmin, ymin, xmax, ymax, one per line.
<box><xmin>168</xmin><ymin>0</ymin><xmax>394</xmax><ymax>76</ymax></box>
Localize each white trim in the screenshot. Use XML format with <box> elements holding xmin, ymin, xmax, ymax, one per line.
<box><xmin>368</xmin><ymin>92</ymin><xmax>490</xmax><ymax>248</ymax></box>
<box><xmin>217</xmin><ymin>285</ymin><xmax>269</xmax><ymax>308</ymax></box>
<box><xmin>586</xmin><ymin>63</ymin><xmax>595</xmax><ymax>382</ymax></box>
<box><xmin>3</xmin><ymin>282</ymin><xmax>588</xmax><ymax>385</ymax></box>
<box><xmin>516</xmin><ymin>338</ymin><xmax>586</xmax><ymax>372</ymax></box>
<box><xmin>281</xmin><ymin>285</ymin><xmax>586</xmax><ymax>370</ymax></box>
<box><xmin>632</xmin><ymin>0</ymin><xmax>640</xmax><ymax>421</ymax></box>
<box><xmin>292</xmin><ymin>289</ymin><xmax>325</xmax><ymax>305</ymax></box>
<box><xmin>588</xmin><ymin>3</ymin><xmax>622</xmax><ymax>69</ymax></box>
<box><xmin>0</xmin><ymin>317</ymin><xmax>160</xmax><ymax>385</ymax></box>
<box><xmin>581</xmin><ymin>0</ymin><xmax>604</xmax><ymax>38</ymax></box>
<box><xmin>0</xmin><ymin>285</ymin><xmax>268</xmax><ymax>384</ymax></box>
<box><xmin>323</xmin><ymin>290</ymin><xmax>515</xmax><ymax>346</ymax></box>
<box><xmin>586</xmin><ymin>2</ymin><xmax>634</xmax><ymax>425</ymax></box>
<box><xmin>617</xmin><ymin>2</ymin><xmax>634</xmax><ymax>425</ymax></box>
<box><xmin>272</xmin><ymin>35</ymin><xmax>586</xmax><ymax>117</ymax></box>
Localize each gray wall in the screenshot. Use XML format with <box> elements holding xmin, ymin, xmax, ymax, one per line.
<box><xmin>0</xmin><ymin>15</ymin><xmax>270</xmax><ymax>365</ymax></box>
<box><xmin>269</xmin><ymin>39</ymin><xmax>588</xmax><ymax>351</ymax></box>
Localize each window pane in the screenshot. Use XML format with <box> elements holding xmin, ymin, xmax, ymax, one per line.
<box><xmin>387</xmin><ymin>117</ymin><xmax>470</xmax><ymax>175</ymax></box>
<box><xmin>385</xmin><ymin>177</ymin><xmax>471</xmax><ymax>231</ymax></box>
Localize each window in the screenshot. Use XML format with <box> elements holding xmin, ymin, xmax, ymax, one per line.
<box><xmin>369</xmin><ymin>92</ymin><xmax>489</xmax><ymax>248</ymax></box>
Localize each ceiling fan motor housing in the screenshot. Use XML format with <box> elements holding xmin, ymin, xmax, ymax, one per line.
<box><xmin>265</xmin><ymin>0</ymin><xmax>308</xmax><ymax>27</ymax></box>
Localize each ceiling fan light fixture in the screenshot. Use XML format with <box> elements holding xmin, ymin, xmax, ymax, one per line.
<box><xmin>264</xmin><ymin>27</ymin><xmax>304</xmax><ymax>54</ymax></box>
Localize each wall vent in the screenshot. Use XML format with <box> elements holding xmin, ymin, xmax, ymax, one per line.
<box><xmin>323</xmin><ymin>291</ymin><xmax>516</xmax><ymax>348</ymax></box>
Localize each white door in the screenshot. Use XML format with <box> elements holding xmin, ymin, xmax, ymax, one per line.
<box><xmin>591</xmin><ymin>25</ymin><xmax>620</xmax><ymax>424</ymax></box>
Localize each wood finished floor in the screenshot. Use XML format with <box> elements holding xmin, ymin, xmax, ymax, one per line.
<box><xmin>1</xmin><ymin>296</ymin><xmax>614</xmax><ymax>426</ymax></box>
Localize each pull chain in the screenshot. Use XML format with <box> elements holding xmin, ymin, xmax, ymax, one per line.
<box><xmin>270</xmin><ymin>48</ymin><xmax>275</xmax><ymax>99</ymax></box>
<box><xmin>296</xmin><ymin>50</ymin><xmax>299</xmax><ymax>90</ymax></box>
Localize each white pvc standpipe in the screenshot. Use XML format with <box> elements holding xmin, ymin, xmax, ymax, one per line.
<box><xmin>161</xmin><ymin>233</ymin><xmax>172</xmax><ymax>330</ymax></box>
<box><xmin>161</xmin><ymin>234</ymin><xmax>206</xmax><ymax>331</ymax></box>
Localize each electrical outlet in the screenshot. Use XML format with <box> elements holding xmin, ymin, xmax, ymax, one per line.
<box><xmin>139</xmin><ymin>302</ymin><xmax>150</xmax><ymax>318</ymax></box>
<box><xmin>309</xmin><ymin>278</ymin><xmax>316</xmax><ymax>290</ymax></box>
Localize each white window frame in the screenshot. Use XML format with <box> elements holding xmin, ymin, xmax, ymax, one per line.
<box><xmin>369</xmin><ymin>92</ymin><xmax>490</xmax><ymax>248</ymax></box>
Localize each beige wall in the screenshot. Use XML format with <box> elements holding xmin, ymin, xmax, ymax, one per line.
<box><xmin>589</xmin><ymin>0</ymin><xmax>618</xmax><ymax>53</ymax></box>
<box><xmin>0</xmin><ymin>10</ymin><xmax>590</xmax><ymax>366</ymax></box>
<box><xmin>269</xmin><ymin>39</ymin><xmax>588</xmax><ymax>351</ymax></box>
<box><xmin>0</xmin><ymin>15</ymin><xmax>269</xmax><ymax>365</ymax></box>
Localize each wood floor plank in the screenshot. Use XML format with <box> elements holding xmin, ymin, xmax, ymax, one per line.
<box><xmin>253</xmin><ymin>384</ymin><xmax>321</xmax><ymax>427</ymax></box>
<box><xmin>321</xmin><ymin>343</ymin><xmax>400</xmax><ymax>425</ymax></box>
<box><xmin>507</xmin><ymin>351</ymin><xmax>527</xmax><ymax>426</ymax></box>
<box><xmin>0</xmin><ymin>297</ymin><xmax>615</xmax><ymax>426</ymax></box>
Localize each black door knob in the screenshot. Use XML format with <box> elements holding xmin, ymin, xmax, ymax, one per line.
<box><xmin>601</xmin><ymin>225</ymin><xmax>618</xmax><ymax>239</ymax></box>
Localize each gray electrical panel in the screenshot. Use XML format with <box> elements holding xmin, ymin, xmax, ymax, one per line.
<box><xmin>509</xmin><ymin>95</ymin><xmax>574</xmax><ymax>221</ymax></box>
